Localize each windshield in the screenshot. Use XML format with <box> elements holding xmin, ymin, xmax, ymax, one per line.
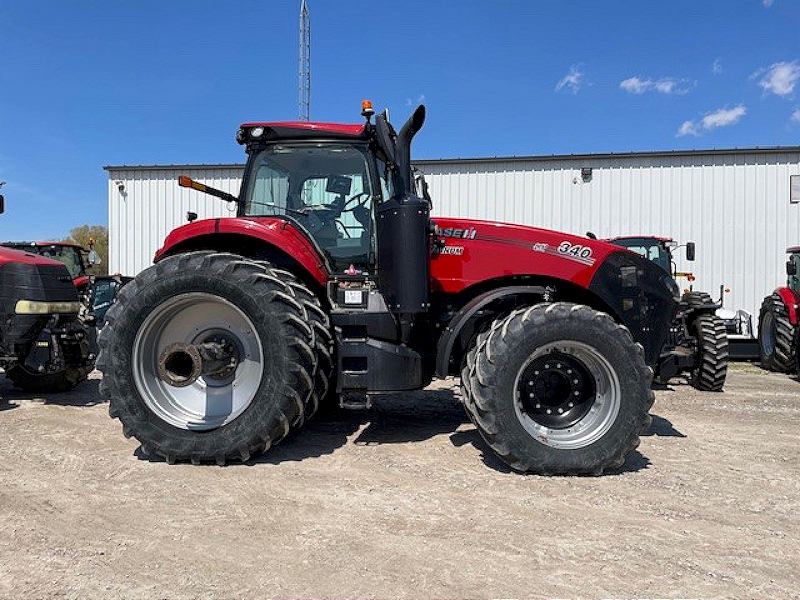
<box><xmin>243</xmin><ymin>142</ymin><xmax>378</xmax><ymax>272</ymax></box>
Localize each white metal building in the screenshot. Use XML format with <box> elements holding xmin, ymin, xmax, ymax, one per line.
<box><xmin>106</xmin><ymin>146</ymin><xmax>800</xmax><ymax>320</ymax></box>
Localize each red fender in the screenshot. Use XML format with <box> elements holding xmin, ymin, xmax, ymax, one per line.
<box><xmin>775</xmin><ymin>287</ymin><xmax>800</xmax><ymax>325</ymax></box>
<box><xmin>154</xmin><ymin>217</ymin><xmax>330</xmax><ymax>286</ymax></box>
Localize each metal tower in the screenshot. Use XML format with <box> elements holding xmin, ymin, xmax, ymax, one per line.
<box><xmin>299</xmin><ymin>0</ymin><xmax>310</xmax><ymax>121</ymax></box>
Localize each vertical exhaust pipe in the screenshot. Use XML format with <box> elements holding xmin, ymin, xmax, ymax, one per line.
<box><xmin>375</xmin><ymin>105</ymin><xmax>430</xmax><ymax>341</ymax></box>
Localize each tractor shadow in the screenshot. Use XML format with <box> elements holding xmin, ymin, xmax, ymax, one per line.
<box><xmin>0</xmin><ymin>378</ymin><xmax>105</xmax><ymax>408</ymax></box>
<box><xmin>258</xmin><ymin>384</ymin><xmax>669</xmax><ymax>475</ymax></box>
<box><xmin>642</xmin><ymin>414</ymin><xmax>686</xmax><ymax>437</ymax></box>
<box><xmin>256</xmin><ymin>384</ymin><xmax>469</xmax><ymax>465</ymax></box>
<box><xmin>448</xmin><ymin>428</ymin><xmax>653</xmax><ymax>475</ymax></box>
<box><xmin>0</xmin><ymin>398</ymin><xmax>19</xmax><ymax>412</ymax></box>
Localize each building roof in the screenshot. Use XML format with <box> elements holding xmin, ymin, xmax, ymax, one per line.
<box><xmin>104</xmin><ymin>145</ymin><xmax>800</xmax><ymax>172</ymax></box>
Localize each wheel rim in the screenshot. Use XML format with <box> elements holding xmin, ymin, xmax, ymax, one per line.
<box><xmin>513</xmin><ymin>341</ymin><xmax>621</xmax><ymax>449</ymax></box>
<box><xmin>132</xmin><ymin>292</ymin><xmax>264</xmax><ymax>431</ymax></box>
<box><xmin>761</xmin><ymin>311</ymin><xmax>776</xmax><ymax>356</ymax></box>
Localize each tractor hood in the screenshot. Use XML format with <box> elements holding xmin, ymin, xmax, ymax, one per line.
<box><xmin>430</xmin><ymin>217</ymin><xmax>629</xmax><ymax>293</ymax></box>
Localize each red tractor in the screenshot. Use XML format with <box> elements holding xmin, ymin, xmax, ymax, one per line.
<box><xmin>98</xmin><ymin>103</ymin><xmax>680</xmax><ymax>475</ymax></box>
<box><xmin>607</xmin><ymin>236</ymin><xmax>728</xmax><ymax>390</ymax></box>
<box><xmin>0</xmin><ymin>240</ymin><xmax>97</xmax><ymax>294</ymax></box>
<box><xmin>758</xmin><ymin>246</ymin><xmax>800</xmax><ymax>372</ymax></box>
<box><xmin>0</xmin><ymin>197</ymin><xmax>95</xmax><ymax>392</ymax></box>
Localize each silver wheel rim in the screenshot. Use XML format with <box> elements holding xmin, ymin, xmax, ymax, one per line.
<box><xmin>132</xmin><ymin>292</ymin><xmax>263</xmax><ymax>431</ymax></box>
<box><xmin>513</xmin><ymin>341</ymin><xmax>621</xmax><ymax>449</ymax></box>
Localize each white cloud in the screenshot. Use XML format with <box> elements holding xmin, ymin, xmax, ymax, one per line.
<box><xmin>677</xmin><ymin>104</ymin><xmax>746</xmax><ymax>137</ymax></box>
<box><xmin>555</xmin><ymin>65</ymin><xmax>584</xmax><ymax>94</ymax></box>
<box><xmin>792</xmin><ymin>109</ymin><xmax>800</xmax><ymax>122</ymax></box>
<box><xmin>702</xmin><ymin>104</ymin><xmax>746</xmax><ymax>129</ymax></box>
<box><xmin>677</xmin><ymin>120</ymin><xmax>699</xmax><ymax>137</ymax></box>
<box><xmin>712</xmin><ymin>59</ymin><xmax>723</xmax><ymax>75</ymax></box>
<box><xmin>620</xmin><ymin>77</ymin><xmax>650</xmax><ymax>94</ymax></box>
<box><xmin>654</xmin><ymin>78</ymin><xmax>688</xmax><ymax>94</ymax></box>
<box><xmin>756</xmin><ymin>61</ymin><xmax>800</xmax><ymax>96</ymax></box>
<box><xmin>620</xmin><ymin>76</ymin><xmax>690</xmax><ymax>95</ymax></box>
<box><xmin>763</xmin><ymin>0</ymin><xmax>774</xmax><ymax>6</ymax></box>
<box><xmin>405</xmin><ymin>94</ymin><xmax>426</xmax><ymax>107</ymax></box>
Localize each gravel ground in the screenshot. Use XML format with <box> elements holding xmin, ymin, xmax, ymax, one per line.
<box><xmin>0</xmin><ymin>363</ymin><xmax>798</xmax><ymax>599</ymax></box>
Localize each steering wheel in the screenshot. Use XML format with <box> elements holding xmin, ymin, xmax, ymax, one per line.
<box><xmin>341</xmin><ymin>192</ymin><xmax>371</xmax><ymax>212</ymax></box>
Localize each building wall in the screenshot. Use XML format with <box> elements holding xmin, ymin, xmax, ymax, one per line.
<box><xmin>108</xmin><ymin>148</ymin><xmax>800</xmax><ymax>320</ymax></box>
<box><xmin>107</xmin><ymin>165</ymin><xmax>244</xmax><ymax>276</ymax></box>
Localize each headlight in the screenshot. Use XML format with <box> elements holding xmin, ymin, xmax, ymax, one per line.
<box><xmin>15</xmin><ymin>300</ymin><xmax>81</xmax><ymax>315</ymax></box>
<box><xmin>661</xmin><ymin>275</ymin><xmax>681</xmax><ymax>302</ymax></box>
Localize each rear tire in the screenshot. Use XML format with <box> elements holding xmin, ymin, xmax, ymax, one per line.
<box><xmin>6</xmin><ymin>364</ymin><xmax>90</xmax><ymax>393</ymax></box>
<box><xmin>689</xmin><ymin>314</ymin><xmax>728</xmax><ymax>391</ymax></box>
<box><xmin>758</xmin><ymin>293</ymin><xmax>796</xmax><ymax>372</ymax></box>
<box><xmin>97</xmin><ymin>251</ymin><xmax>331</xmax><ymax>464</ymax></box>
<box><xmin>460</xmin><ymin>302</ymin><xmax>653</xmax><ymax>475</ymax></box>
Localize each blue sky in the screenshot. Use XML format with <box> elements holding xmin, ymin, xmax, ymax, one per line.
<box><xmin>1</xmin><ymin>0</ymin><xmax>799</xmax><ymax>240</ymax></box>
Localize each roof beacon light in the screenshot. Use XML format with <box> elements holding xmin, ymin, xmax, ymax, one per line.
<box><xmin>361</xmin><ymin>100</ymin><xmax>375</xmax><ymax>121</ymax></box>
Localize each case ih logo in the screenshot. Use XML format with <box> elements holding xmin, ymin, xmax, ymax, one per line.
<box><xmin>434</xmin><ymin>225</ymin><xmax>477</xmax><ymax>239</ymax></box>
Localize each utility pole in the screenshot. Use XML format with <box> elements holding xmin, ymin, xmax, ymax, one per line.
<box><xmin>299</xmin><ymin>0</ymin><xmax>310</xmax><ymax>121</ymax></box>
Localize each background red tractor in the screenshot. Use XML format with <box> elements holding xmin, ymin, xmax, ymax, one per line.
<box><xmin>758</xmin><ymin>246</ymin><xmax>800</xmax><ymax>372</ymax></box>
<box><xmin>0</xmin><ymin>240</ymin><xmax>100</xmax><ymax>294</ymax></box>
<box><xmin>98</xmin><ymin>103</ymin><xmax>679</xmax><ymax>475</ymax></box>
<box><xmin>0</xmin><ymin>197</ymin><xmax>94</xmax><ymax>392</ymax></box>
<box><xmin>607</xmin><ymin>236</ymin><xmax>728</xmax><ymax>391</ymax></box>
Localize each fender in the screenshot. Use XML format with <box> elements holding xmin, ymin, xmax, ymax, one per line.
<box><xmin>154</xmin><ymin>217</ymin><xmax>330</xmax><ymax>286</ymax></box>
<box><xmin>435</xmin><ymin>285</ymin><xmax>547</xmax><ymax>377</ymax></box>
<box><xmin>775</xmin><ymin>287</ymin><xmax>800</xmax><ymax>325</ymax></box>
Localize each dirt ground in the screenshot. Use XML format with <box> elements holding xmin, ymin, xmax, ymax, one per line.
<box><xmin>0</xmin><ymin>363</ymin><xmax>798</xmax><ymax>600</ymax></box>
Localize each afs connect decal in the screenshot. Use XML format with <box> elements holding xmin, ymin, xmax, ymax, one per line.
<box><xmin>533</xmin><ymin>241</ymin><xmax>596</xmax><ymax>266</ymax></box>
<box><xmin>434</xmin><ymin>246</ymin><xmax>464</xmax><ymax>256</ymax></box>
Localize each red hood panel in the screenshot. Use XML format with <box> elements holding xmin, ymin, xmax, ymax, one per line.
<box><xmin>430</xmin><ymin>218</ymin><xmax>623</xmax><ymax>293</ymax></box>
<box><xmin>0</xmin><ymin>246</ymin><xmax>68</xmax><ymax>267</ymax></box>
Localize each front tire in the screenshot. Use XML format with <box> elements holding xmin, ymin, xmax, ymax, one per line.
<box><xmin>460</xmin><ymin>303</ymin><xmax>653</xmax><ymax>475</ymax></box>
<box><xmin>97</xmin><ymin>251</ymin><xmax>331</xmax><ymax>464</ymax></box>
<box><xmin>758</xmin><ymin>293</ymin><xmax>796</xmax><ymax>372</ymax></box>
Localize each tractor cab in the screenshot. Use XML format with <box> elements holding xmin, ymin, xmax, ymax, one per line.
<box><xmin>238</xmin><ymin>138</ymin><xmax>381</xmax><ymax>273</ymax></box>
<box><xmin>785</xmin><ymin>246</ymin><xmax>800</xmax><ymax>291</ymax></box>
<box><xmin>608</xmin><ymin>236</ymin><xmax>695</xmax><ymax>282</ymax></box>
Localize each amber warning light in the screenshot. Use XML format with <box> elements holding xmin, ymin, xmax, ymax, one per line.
<box><xmin>361</xmin><ymin>99</ymin><xmax>375</xmax><ymax>120</ymax></box>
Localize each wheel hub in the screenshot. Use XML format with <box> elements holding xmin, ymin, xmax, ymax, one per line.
<box><xmin>132</xmin><ymin>292</ymin><xmax>263</xmax><ymax>431</ymax></box>
<box><xmin>517</xmin><ymin>352</ymin><xmax>596</xmax><ymax>429</ymax></box>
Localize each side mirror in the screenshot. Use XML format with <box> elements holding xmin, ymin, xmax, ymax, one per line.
<box><xmin>686</xmin><ymin>242</ymin><xmax>696</xmax><ymax>261</ymax></box>
<box><xmin>0</xmin><ymin>195</ymin><xmax>4</xmax><ymax>215</ymax></box>
<box><xmin>787</xmin><ymin>260</ymin><xmax>797</xmax><ymax>276</ymax></box>
<box><xmin>374</xmin><ymin>110</ymin><xmax>396</xmax><ymax>164</ymax></box>
<box><xmin>88</xmin><ymin>249</ymin><xmax>101</xmax><ymax>266</ymax></box>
